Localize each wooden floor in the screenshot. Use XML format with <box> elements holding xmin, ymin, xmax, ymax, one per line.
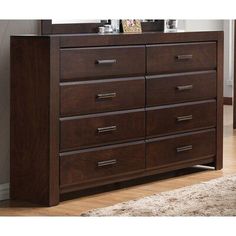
<box><xmin>1</xmin><ymin>105</ymin><xmax>236</xmax><ymax>216</ymax></box>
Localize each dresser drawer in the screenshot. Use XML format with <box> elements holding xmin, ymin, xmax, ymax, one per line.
<box><xmin>146</xmin><ymin>100</ymin><xmax>216</xmax><ymax>137</ymax></box>
<box><xmin>146</xmin><ymin>71</ymin><xmax>216</xmax><ymax>106</ymax></box>
<box><xmin>146</xmin><ymin>129</ymin><xmax>216</xmax><ymax>168</ymax></box>
<box><xmin>60</xmin><ymin>142</ymin><xmax>145</xmax><ymax>187</ymax></box>
<box><xmin>147</xmin><ymin>42</ymin><xmax>216</xmax><ymax>74</ymax></box>
<box><xmin>60</xmin><ymin>46</ymin><xmax>145</xmax><ymax>81</ymax></box>
<box><xmin>60</xmin><ymin>109</ymin><xmax>145</xmax><ymax>151</ymax></box>
<box><xmin>60</xmin><ymin>77</ymin><xmax>145</xmax><ymax>116</ymax></box>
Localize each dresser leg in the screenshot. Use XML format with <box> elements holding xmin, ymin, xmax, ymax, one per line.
<box><xmin>214</xmin><ymin>162</ymin><xmax>223</xmax><ymax>170</ymax></box>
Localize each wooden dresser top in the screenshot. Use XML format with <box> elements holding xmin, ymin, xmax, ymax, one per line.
<box><xmin>12</xmin><ymin>31</ymin><xmax>223</xmax><ymax>47</ymax></box>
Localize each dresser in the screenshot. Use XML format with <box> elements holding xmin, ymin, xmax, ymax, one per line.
<box><xmin>10</xmin><ymin>31</ymin><xmax>223</xmax><ymax>206</ymax></box>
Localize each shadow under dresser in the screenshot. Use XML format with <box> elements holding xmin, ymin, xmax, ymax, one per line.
<box><xmin>10</xmin><ymin>31</ymin><xmax>223</xmax><ymax>206</ymax></box>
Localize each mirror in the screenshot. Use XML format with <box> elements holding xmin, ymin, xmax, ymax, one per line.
<box><xmin>51</xmin><ymin>19</ymin><xmax>108</xmax><ymax>24</ymax></box>
<box><xmin>41</xmin><ymin>19</ymin><xmax>164</xmax><ymax>35</ymax></box>
<box><xmin>41</xmin><ymin>19</ymin><xmax>109</xmax><ymax>35</ymax></box>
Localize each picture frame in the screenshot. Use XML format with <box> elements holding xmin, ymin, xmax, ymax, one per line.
<box><xmin>121</xmin><ymin>19</ymin><xmax>142</xmax><ymax>33</ymax></box>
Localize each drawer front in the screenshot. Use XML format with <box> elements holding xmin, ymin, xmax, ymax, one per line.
<box><xmin>60</xmin><ymin>77</ymin><xmax>145</xmax><ymax>116</ymax></box>
<box><xmin>146</xmin><ymin>71</ymin><xmax>216</xmax><ymax>106</ymax></box>
<box><xmin>146</xmin><ymin>129</ymin><xmax>216</xmax><ymax>168</ymax></box>
<box><xmin>60</xmin><ymin>142</ymin><xmax>145</xmax><ymax>187</ymax></box>
<box><xmin>60</xmin><ymin>46</ymin><xmax>145</xmax><ymax>80</ymax></box>
<box><xmin>146</xmin><ymin>100</ymin><xmax>216</xmax><ymax>137</ymax></box>
<box><xmin>147</xmin><ymin>42</ymin><xmax>216</xmax><ymax>74</ymax></box>
<box><xmin>60</xmin><ymin>110</ymin><xmax>145</xmax><ymax>151</ymax></box>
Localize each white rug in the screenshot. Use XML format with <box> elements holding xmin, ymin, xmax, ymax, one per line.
<box><xmin>81</xmin><ymin>175</ymin><xmax>236</xmax><ymax>216</ymax></box>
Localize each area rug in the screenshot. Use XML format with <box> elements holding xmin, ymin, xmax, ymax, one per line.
<box><xmin>81</xmin><ymin>175</ymin><xmax>236</xmax><ymax>216</ymax></box>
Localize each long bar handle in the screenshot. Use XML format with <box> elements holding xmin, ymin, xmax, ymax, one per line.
<box><xmin>176</xmin><ymin>115</ymin><xmax>193</xmax><ymax>122</ymax></box>
<box><xmin>97</xmin><ymin>159</ymin><xmax>117</xmax><ymax>167</ymax></box>
<box><xmin>176</xmin><ymin>54</ymin><xmax>193</xmax><ymax>60</ymax></box>
<box><xmin>176</xmin><ymin>85</ymin><xmax>193</xmax><ymax>91</ymax></box>
<box><xmin>96</xmin><ymin>59</ymin><xmax>117</xmax><ymax>64</ymax></box>
<box><xmin>97</xmin><ymin>125</ymin><xmax>117</xmax><ymax>133</ymax></box>
<box><xmin>176</xmin><ymin>145</ymin><xmax>193</xmax><ymax>153</ymax></box>
<box><xmin>97</xmin><ymin>92</ymin><xmax>116</xmax><ymax>99</ymax></box>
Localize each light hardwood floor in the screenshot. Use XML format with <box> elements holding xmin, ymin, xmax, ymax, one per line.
<box><xmin>1</xmin><ymin>105</ymin><xmax>236</xmax><ymax>216</ymax></box>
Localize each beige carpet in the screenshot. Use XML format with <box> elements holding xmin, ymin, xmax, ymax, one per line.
<box><xmin>81</xmin><ymin>175</ymin><xmax>236</xmax><ymax>216</ymax></box>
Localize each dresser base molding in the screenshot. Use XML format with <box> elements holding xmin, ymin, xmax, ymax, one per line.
<box><xmin>60</xmin><ymin>156</ymin><xmax>215</xmax><ymax>195</ymax></box>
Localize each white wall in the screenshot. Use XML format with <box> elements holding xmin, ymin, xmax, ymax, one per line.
<box><xmin>184</xmin><ymin>20</ymin><xmax>224</xmax><ymax>31</ymax></box>
<box><xmin>223</xmin><ymin>20</ymin><xmax>234</xmax><ymax>97</ymax></box>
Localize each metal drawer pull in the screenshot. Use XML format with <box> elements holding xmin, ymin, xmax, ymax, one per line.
<box><xmin>97</xmin><ymin>125</ymin><xmax>117</xmax><ymax>133</ymax></box>
<box><xmin>176</xmin><ymin>85</ymin><xmax>193</xmax><ymax>91</ymax></box>
<box><xmin>97</xmin><ymin>159</ymin><xmax>117</xmax><ymax>167</ymax></box>
<box><xmin>176</xmin><ymin>54</ymin><xmax>193</xmax><ymax>60</ymax></box>
<box><xmin>97</xmin><ymin>92</ymin><xmax>116</xmax><ymax>99</ymax></box>
<box><xmin>96</xmin><ymin>59</ymin><xmax>117</xmax><ymax>64</ymax></box>
<box><xmin>176</xmin><ymin>145</ymin><xmax>193</xmax><ymax>153</ymax></box>
<box><xmin>177</xmin><ymin>115</ymin><xmax>193</xmax><ymax>122</ymax></box>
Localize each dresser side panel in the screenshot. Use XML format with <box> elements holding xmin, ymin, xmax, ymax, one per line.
<box><xmin>215</xmin><ymin>32</ymin><xmax>224</xmax><ymax>170</ymax></box>
<box><xmin>10</xmin><ymin>36</ymin><xmax>52</xmax><ymax>205</ymax></box>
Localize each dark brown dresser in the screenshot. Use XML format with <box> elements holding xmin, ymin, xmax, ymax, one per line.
<box><xmin>10</xmin><ymin>31</ymin><xmax>223</xmax><ymax>206</ymax></box>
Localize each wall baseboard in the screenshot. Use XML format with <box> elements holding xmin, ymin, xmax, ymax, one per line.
<box><xmin>0</xmin><ymin>183</ymin><xmax>9</xmax><ymax>201</ymax></box>
<box><xmin>224</xmin><ymin>97</ymin><xmax>233</xmax><ymax>105</ymax></box>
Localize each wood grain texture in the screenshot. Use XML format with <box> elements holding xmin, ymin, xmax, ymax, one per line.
<box><xmin>0</xmin><ymin>106</ymin><xmax>231</xmax><ymax>215</ymax></box>
<box><xmin>147</xmin><ymin>42</ymin><xmax>217</xmax><ymax>74</ymax></box>
<box><xmin>60</xmin><ymin>142</ymin><xmax>145</xmax><ymax>187</ymax></box>
<box><xmin>60</xmin><ymin>109</ymin><xmax>145</xmax><ymax>151</ymax></box>
<box><xmin>146</xmin><ymin>71</ymin><xmax>216</xmax><ymax>106</ymax></box>
<box><xmin>146</xmin><ymin>129</ymin><xmax>216</xmax><ymax>168</ymax></box>
<box><xmin>60</xmin><ymin>157</ymin><xmax>214</xmax><ymax>195</ymax></box>
<box><xmin>10</xmin><ymin>36</ymin><xmax>59</xmax><ymax>206</ymax></box>
<box><xmin>146</xmin><ymin>100</ymin><xmax>216</xmax><ymax>137</ymax></box>
<box><xmin>215</xmin><ymin>31</ymin><xmax>224</xmax><ymax>170</ymax></box>
<box><xmin>224</xmin><ymin>97</ymin><xmax>233</xmax><ymax>105</ymax></box>
<box><xmin>9</xmin><ymin>31</ymin><xmax>223</xmax><ymax>206</ymax></box>
<box><xmin>59</xmin><ymin>31</ymin><xmax>221</xmax><ymax>48</ymax></box>
<box><xmin>49</xmin><ymin>37</ymin><xmax>60</xmax><ymax>206</ymax></box>
<box><xmin>60</xmin><ymin>46</ymin><xmax>145</xmax><ymax>80</ymax></box>
<box><xmin>10</xmin><ymin>36</ymin><xmax>50</xmax><ymax>205</ymax></box>
<box><xmin>60</xmin><ymin>77</ymin><xmax>145</xmax><ymax>116</ymax></box>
